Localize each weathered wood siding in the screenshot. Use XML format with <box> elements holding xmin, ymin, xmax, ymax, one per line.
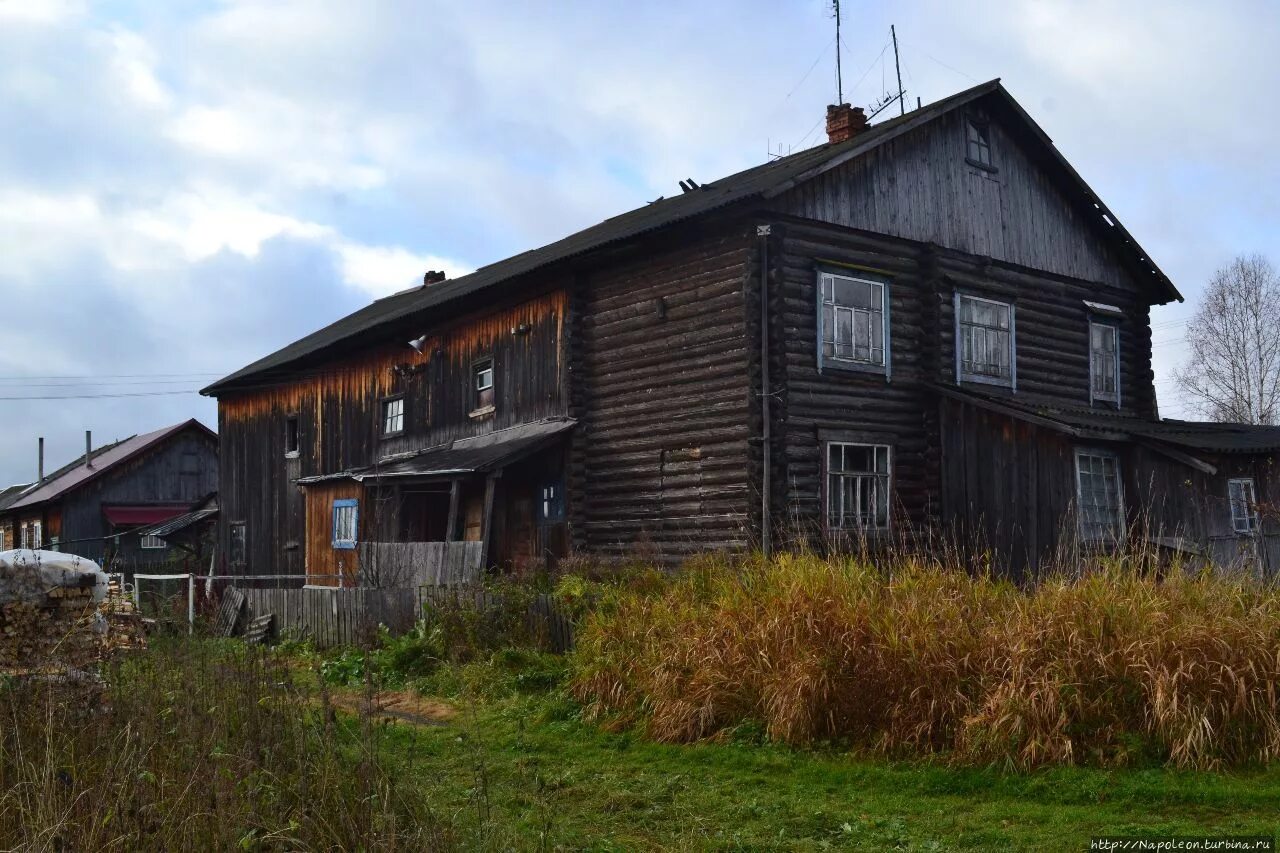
<box><xmin>779</xmin><ymin>105</ymin><xmax>1146</xmax><ymax>292</ymax></box>
<box><xmin>757</xmin><ymin>213</ymin><xmax>1163</xmax><ymax>561</ymax></box>
<box><xmin>218</xmin><ymin>289</ymin><xmax>568</xmax><ymax>576</ymax></box>
<box><xmin>304</xmin><ymin>480</ymin><xmax>363</xmax><ymax>585</ymax></box>
<box><xmin>760</xmin><ymin>219</ymin><xmax>933</xmax><ymax>546</ymax></box>
<box><xmin>573</xmin><ymin>224</ymin><xmax>753</xmax><ymax>559</ymax></box>
<box><xmin>55</xmin><ymin>428</ymin><xmax>218</xmax><ymax>563</ymax></box>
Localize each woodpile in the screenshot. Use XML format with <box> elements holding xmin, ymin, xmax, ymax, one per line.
<box><xmin>100</xmin><ymin>575</ymin><xmax>146</xmax><ymax>653</ymax></box>
<box><xmin>0</xmin><ymin>584</ymin><xmax>102</xmax><ymax>673</ymax></box>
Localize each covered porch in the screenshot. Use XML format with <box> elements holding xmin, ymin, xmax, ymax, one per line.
<box><xmin>297</xmin><ymin>418</ymin><xmax>574</xmax><ymax>587</ymax></box>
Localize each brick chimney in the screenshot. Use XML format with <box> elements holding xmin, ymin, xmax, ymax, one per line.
<box><xmin>825</xmin><ymin>103</ymin><xmax>869</xmax><ymax>144</ymax></box>
<box><xmin>423</xmin><ymin>270</ymin><xmax>447</xmax><ymax>286</ymax></box>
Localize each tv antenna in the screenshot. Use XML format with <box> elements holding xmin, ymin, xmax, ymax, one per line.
<box><xmin>832</xmin><ymin>0</ymin><xmax>843</xmax><ymax>103</ymax></box>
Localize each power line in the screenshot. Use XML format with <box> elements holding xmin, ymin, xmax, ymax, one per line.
<box><xmin>0</xmin><ymin>390</ymin><xmax>201</xmax><ymax>401</ymax></box>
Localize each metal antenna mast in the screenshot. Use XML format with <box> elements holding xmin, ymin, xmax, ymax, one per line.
<box><xmin>891</xmin><ymin>24</ymin><xmax>904</xmax><ymax>115</ymax></box>
<box><xmin>834</xmin><ymin>0</ymin><xmax>843</xmax><ymax>103</ymax></box>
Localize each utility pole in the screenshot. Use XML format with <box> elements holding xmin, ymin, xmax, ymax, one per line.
<box><xmin>834</xmin><ymin>0</ymin><xmax>843</xmax><ymax>103</ymax></box>
<box><xmin>891</xmin><ymin>25</ymin><xmax>904</xmax><ymax>115</ymax></box>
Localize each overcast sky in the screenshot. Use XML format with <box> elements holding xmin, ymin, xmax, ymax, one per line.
<box><xmin>1</xmin><ymin>0</ymin><xmax>1277</xmax><ymax>486</ymax></box>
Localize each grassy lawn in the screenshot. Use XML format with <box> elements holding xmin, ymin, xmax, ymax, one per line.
<box><xmin>358</xmin><ymin>679</ymin><xmax>1280</xmax><ymax>851</ymax></box>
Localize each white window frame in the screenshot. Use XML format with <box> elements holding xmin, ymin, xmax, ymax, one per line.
<box><xmin>1074</xmin><ymin>449</ymin><xmax>1125</xmax><ymax>542</ymax></box>
<box><xmin>825</xmin><ymin>442</ymin><xmax>892</xmax><ymax>533</ymax></box>
<box><xmin>1228</xmin><ymin>478</ymin><xmax>1259</xmax><ymax>535</ymax></box>
<box><xmin>955</xmin><ymin>292</ymin><xmax>1016</xmax><ymax>389</ymax></box>
<box><xmin>1089</xmin><ymin>320</ymin><xmax>1120</xmax><ymax>406</ymax></box>
<box><xmin>381</xmin><ymin>396</ymin><xmax>405</xmax><ymax>436</ymax></box>
<box><xmin>472</xmin><ymin>358</ymin><xmax>495</xmax><ymax>413</ymax></box>
<box><xmin>140</xmin><ymin>534</ymin><xmax>167</xmax><ymax>550</ymax></box>
<box><xmin>817</xmin><ymin>270</ymin><xmax>890</xmax><ymax>376</ymax></box>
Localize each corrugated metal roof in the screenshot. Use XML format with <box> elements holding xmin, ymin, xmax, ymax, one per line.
<box><xmin>203</xmin><ymin>80</ymin><xmax>1177</xmax><ymax>396</ymax></box>
<box><xmin>298</xmin><ymin>418</ymin><xmax>575</xmax><ymax>484</ymax></box>
<box><xmin>3</xmin><ymin>420</ymin><xmax>216</xmax><ymax>512</ymax></box>
<box><xmin>144</xmin><ymin>507</ymin><xmax>219</xmax><ymax>538</ymax></box>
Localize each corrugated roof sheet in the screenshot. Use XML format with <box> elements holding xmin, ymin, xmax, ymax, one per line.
<box><xmin>3</xmin><ymin>420</ymin><xmax>215</xmax><ymax>511</ymax></box>
<box><xmin>143</xmin><ymin>507</ymin><xmax>219</xmax><ymax>538</ymax></box>
<box><xmin>204</xmin><ymin>80</ymin><xmax>1177</xmax><ymax>396</ymax></box>
<box><xmin>0</xmin><ymin>483</ymin><xmax>33</xmax><ymax>512</ymax></box>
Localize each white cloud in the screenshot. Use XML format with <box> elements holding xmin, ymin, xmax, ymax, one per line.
<box><xmin>336</xmin><ymin>243</ymin><xmax>471</xmax><ymax>297</ymax></box>
<box><xmin>0</xmin><ymin>0</ymin><xmax>83</xmax><ymax>25</ymax></box>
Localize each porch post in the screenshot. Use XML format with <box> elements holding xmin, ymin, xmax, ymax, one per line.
<box><xmin>445</xmin><ymin>478</ymin><xmax>461</xmax><ymax>541</ymax></box>
<box><xmin>479</xmin><ymin>472</ymin><xmax>499</xmax><ymax>569</ymax></box>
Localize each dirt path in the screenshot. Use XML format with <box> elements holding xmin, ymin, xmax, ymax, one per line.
<box><xmin>325</xmin><ymin>688</ymin><xmax>458</xmax><ymax>727</ymax></box>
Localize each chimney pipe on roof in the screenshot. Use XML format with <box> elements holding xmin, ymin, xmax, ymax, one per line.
<box><xmin>825</xmin><ymin>103</ymin><xmax>869</xmax><ymax>145</ymax></box>
<box><xmin>85</xmin><ymin>430</ymin><xmax>93</xmax><ymax>469</ymax></box>
<box><xmin>423</xmin><ymin>270</ymin><xmax>447</xmax><ymax>287</ymax></box>
<box><xmin>38</xmin><ymin>437</ymin><xmax>44</xmax><ymax>482</ymax></box>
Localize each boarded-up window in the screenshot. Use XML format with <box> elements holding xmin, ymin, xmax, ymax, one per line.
<box><xmin>957</xmin><ymin>293</ymin><xmax>1014</xmax><ymax>387</ymax></box>
<box><xmin>1075</xmin><ymin>450</ymin><xmax>1123</xmax><ymax>541</ymax></box>
<box><xmin>1090</xmin><ymin>322</ymin><xmax>1119</xmax><ymax>404</ymax></box>
<box><xmin>1228</xmin><ymin>478</ymin><xmax>1259</xmax><ymax>535</ymax></box>
<box><xmin>826</xmin><ymin>443</ymin><xmax>891</xmax><ymax>532</ymax></box>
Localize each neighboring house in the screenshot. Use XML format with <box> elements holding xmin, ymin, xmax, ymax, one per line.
<box><xmin>203</xmin><ymin>79</ymin><xmax>1279</xmax><ymax>582</ymax></box>
<box><xmin>0</xmin><ymin>421</ymin><xmax>219</xmax><ymax>571</ymax></box>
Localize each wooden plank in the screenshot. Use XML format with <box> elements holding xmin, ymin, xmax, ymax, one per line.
<box><xmin>213</xmin><ymin>588</ymin><xmax>246</xmax><ymax>637</ymax></box>
<box><xmin>245</xmin><ymin>613</ymin><xmax>274</xmax><ymax>645</ymax></box>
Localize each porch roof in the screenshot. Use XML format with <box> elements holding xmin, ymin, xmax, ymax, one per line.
<box><xmin>935</xmin><ymin>385</ymin><xmax>1280</xmax><ymax>459</ymax></box>
<box><xmin>297</xmin><ymin>418</ymin><xmax>576</xmax><ymax>485</ymax></box>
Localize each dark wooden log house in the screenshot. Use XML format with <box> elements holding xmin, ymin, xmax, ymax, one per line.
<box><xmin>203</xmin><ymin>80</ymin><xmax>1280</xmax><ymax>582</ymax></box>
<box><xmin>0</xmin><ymin>420</ymin><xmax>219</xmax><ymax>570</ymax></box>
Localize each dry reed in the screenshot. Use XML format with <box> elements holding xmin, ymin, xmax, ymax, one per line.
<box><xmin>571</xmin><ymin>553</ymin><xmax>1280</xmax><ymax>770</ymax></box>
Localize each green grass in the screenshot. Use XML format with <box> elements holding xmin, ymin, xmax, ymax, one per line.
<box><xmin>365</xmin><ymin>663</ymin><xmax>1280</xmax><ymax>851</ymax></box>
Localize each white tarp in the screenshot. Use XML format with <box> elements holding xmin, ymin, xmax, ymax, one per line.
<box><xmin>0</xmin><ymin>549</ymin><xmax>108</xmax><ymax>605</ymax></box>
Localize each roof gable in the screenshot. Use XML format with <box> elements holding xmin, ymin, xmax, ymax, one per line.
<box><xmin>204</xmin><ymin>80</ymin><xmax>1176</xmax><ymax>395</ymax></box>
<box><xmin>2</xmin><ymin>419</ymin><xmax>216</xmax><ymax>512</ymax></box>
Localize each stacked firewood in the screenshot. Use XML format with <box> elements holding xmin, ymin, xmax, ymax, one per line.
<box><xmin>100</xmin><ymin>576</ymin><xmax>146</xmax><ymax>653</ymax></box>
<box><xmin>0</xmin><ymin>585</ymin><xmax>103</xmax><ymax>673</ymax></box>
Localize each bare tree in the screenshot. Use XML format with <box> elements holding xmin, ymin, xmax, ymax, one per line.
<box><xmin>1175</xmin><ymin>254</ymin><xmax>1280</xmax><ymax>424</ymax></box>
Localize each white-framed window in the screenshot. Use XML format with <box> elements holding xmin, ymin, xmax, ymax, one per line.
<box><xmin>1090</xmin><ymin>321</ymin><xmax>1120</xmax><ymax>404</ymax></box>
<box><xmin>1228</xmin><ymin>478</ymin><xmax>1259</xmax><ymax>535</ymax></box>
<box><xmin>381</xmin><ymin>396</ymin><xmax>405</xmax><ymax>436</ymax></box>
<box><xmin>956</xmin><ymin>293</ymin><xmax>1015</xmax><ymax>387</ymax></box>
<box><xmin>818</xmin><ymin>271</ymin><xmax>888</xmax><ymax>372</ymax></box>
<box><xmin>20</xmin><ymin>520</ymin><xmax>42</xmax><ymax>550</ymax></box>
<box><xmin>965</xmin><ymin>118</ymin><xmax>994</xmax><ymax>169</ymax></box>
<box><xmin>1075</xmin><ymin>449</ymin><xmax>1124</xmax><ymax>541</ymax></box>
<box><xmin>140</xmin><ymin>534</ymin><xmax>167</xmax><ymax>550</ymax></box>
<box><xmin>332</xmin><ymin>499</ymin><xmax>358</xmax><ymax>550</ymax></box>
<box><xmin>826</xmin><ymin>443</ymin><xmax>891</xmax><ymax>532</ymax></box>
<box><xmin>474</xmin><ymin>358</ymin><xmax>495</xmax><ymax>411</ymax></box>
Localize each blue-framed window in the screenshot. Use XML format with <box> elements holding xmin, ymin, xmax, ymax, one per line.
<box><xmin>332</xmin><ymin>499</ymin><xmax>358</xmax><ymax>550</ymax></box>
<box><xmin>539</xmin><ymin>482</ymin><xmax>565</xmax><ymax>523</ymax></box>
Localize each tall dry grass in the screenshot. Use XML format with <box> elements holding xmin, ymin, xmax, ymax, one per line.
<box><xmin>570</xmin><ymin>553</ymin><xmax>1280</xmax><ymax>770</ymax></box>
<box><xmin>0</xmin><ymin>639</ymin><xmax>455</xmax><ymax>851</ymax></box>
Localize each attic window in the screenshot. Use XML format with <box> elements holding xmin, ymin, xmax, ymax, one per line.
<box><xmin>965</xmin><ymin>117</ymin><xmax>995</xmax><ymax>171</ymax></box>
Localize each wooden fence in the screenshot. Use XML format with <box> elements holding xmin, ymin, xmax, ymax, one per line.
<box><xmin>236</xmin><ymin>584</ymin><xmax>573</xmax><ymax>652</ymax></box>
<box><xmin>239</xmin><ymin>586</ymin><xmax>418</xmax><ymax>648</ymax></box>
<box><xmin>358</xmin><ymin>541</ymin><xmax>483</xmax><ymax>587</ymax></box>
